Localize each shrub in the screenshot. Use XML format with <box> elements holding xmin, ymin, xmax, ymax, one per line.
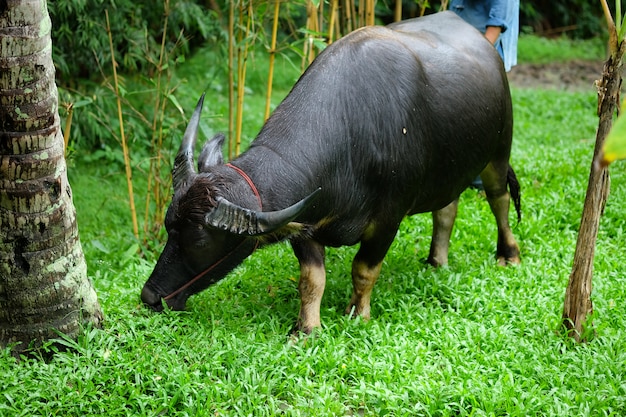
<box><xmin>49</xmin><ymin>0</ymin><xmax>220</xmax><ymax>85</ymax></box>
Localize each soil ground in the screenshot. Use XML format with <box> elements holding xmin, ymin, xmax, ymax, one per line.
<box><xmin>507</xmin><ymin>60</ymin><xmax>605</xmax><ymax>92</ymax></box>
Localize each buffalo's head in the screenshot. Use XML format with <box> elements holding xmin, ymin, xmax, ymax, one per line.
<box><xmin>141</xmin><ymin>95</ymin><xmax>318</xmax><ymax>311</ymax></box>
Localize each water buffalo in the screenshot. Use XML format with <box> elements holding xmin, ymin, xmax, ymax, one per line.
<box><xmin>141</xmin><ymin>11</ymin><xmax>521</xmax><ymax>334</ymax></box>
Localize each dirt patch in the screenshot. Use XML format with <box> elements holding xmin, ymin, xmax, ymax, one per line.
<box><xmin>507</xmin><ymin>60</ymin><xmax>605</xmax><ymax>92</ymax></box>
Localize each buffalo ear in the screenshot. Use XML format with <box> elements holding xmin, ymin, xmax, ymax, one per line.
<box><xmin>198</xmin><ymin>133</ymin><xmax>226</xmax><ymax>172</ymax></box>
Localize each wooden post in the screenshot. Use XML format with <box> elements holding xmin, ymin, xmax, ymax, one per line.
<box><xmin>562</xmin><ymin>0</ymin><xmax>625</xmax><ymax>341</ymax></box>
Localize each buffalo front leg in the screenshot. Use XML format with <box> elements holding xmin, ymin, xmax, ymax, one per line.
<box><xmin>345</xmin><ymin>259</ymin><xmax>382</xmax><ymax>320</ymax></box>
<box><xmin>427</xmin><ymin>199</ymin><xmax>459</xmax><ymax>267</ymax></box>
<box><xmin>291</xmin><ymin>239</ymin><xmax>326</xmax><ymax>334</ymax></box>
<box><xmin>345</xmin><ymin>226</ymin><xmax>398</xmax><ymax>320</ymax></box>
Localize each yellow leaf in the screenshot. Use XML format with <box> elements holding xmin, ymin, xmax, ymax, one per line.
<box><xmin>601</xmin><ymin>100</ymin><xmax>626</xmax><ymax>166</ymax></box>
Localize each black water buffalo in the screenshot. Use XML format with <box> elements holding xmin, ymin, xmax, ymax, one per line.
<box><xmin>141</xmin><ymin>11</ymin><xmax>521</xmax><ymax>333</ymax></box>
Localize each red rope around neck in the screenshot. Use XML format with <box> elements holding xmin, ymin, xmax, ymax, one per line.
<box><xmin>225</xmin><ymin>163</ymin><xmax>262</xmax><ymax>209</ymax></box>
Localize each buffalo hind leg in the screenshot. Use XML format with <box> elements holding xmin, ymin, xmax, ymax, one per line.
<box><xmin>291</xmin><ymin>239</ymin><xmax>326</xmax><ymax>335</ymax></box>
<box><xmin>481</xmin><ymin>162</ymin><xmax>521</xmax><ymax>265</ymax></box>
<box><xmin>427</xmin><ymin>199</ymin><xmax>459</xmax><ymax>267</ymax></box>
<box><xmin>345</xmin><ymin>226</ymin><xmax>398</xmax><ymax>320</ymax></box>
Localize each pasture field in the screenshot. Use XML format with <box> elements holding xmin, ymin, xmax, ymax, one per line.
<box><xmin>2</xmin><ymin>36</ymin><xmax>626</xmax><ymax>416</ymax></box>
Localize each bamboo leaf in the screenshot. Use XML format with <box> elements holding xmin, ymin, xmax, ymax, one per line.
<box><xmin>72</xmin><ymin>98</ymin><xmax>93</xmax><ymax>108</ymax></box>
<box><xmin>167</xmin><ymin>93</ymin><xmax>184</xmax><ymax>117</ymax></box>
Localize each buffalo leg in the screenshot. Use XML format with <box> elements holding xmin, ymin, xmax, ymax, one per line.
<box><xmin>345</xmin><ymin>227</ymin><xmax>398</xmax><ymax>320</ymax></box>
<box><xmin>291</xmin><ymin>239</ymin><xmax>326</xmax><ymax>334</ymax></box>
<box><xmin>427</xmin><ymin>199</ymin><xmax>459</xmax><ymax>267</ymax></box>
<box><xmin>481</xmin><ymin>162</ymin><xmax>521</xmax><ymax>265</ymax></box>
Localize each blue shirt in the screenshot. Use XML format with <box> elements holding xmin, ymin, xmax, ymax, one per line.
<box><xmin>450</xmin><ymin>0</ymin><xmax>508</xmax><ymax>32</ymax></box>
<box><xmin>449</xmin><ymin>0</ymin><xmax>518</xmax><ymax>71</ymax></box>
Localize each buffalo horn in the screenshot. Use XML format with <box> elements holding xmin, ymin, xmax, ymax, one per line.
<box><xmin>172</xmin><ymin>93</ymin><xmax>205</xmax><ymax>190</ymax></box>
<box><xmin>204</xmin><ymin>188</ymin><xmax>321</xmax><ymax>236</ymax></box>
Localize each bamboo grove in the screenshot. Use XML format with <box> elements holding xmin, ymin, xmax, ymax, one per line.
<box><xmin>228</xmin><ymin>0</ymin><xmax>444</xmax><ymax>159</ymax></box>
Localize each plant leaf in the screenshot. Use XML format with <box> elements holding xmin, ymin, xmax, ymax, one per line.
<box><xmin>601</xmin><ymin>100</ymin><xmax>626</xmax><ymax>165</ymax></box>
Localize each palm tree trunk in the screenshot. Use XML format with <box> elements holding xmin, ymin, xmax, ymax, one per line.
<box><xmin>0</xmin><ymin>0</ymin><xmax>102</xmax><ymax>356</ymax></box>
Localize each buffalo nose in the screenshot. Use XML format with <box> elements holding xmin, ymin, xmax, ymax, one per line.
<box><xmin>141</xmin><ymin>285</ymin><xmax>164</xmax><ymax>312</ymax></box>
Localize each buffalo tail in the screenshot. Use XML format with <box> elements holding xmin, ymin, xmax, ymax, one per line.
<box><xmin>507</xmin><ymin>165</ymin><xmax>522</xmax><ymax>223</ymax></box>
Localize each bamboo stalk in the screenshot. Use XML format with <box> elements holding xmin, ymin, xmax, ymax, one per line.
<box><xmin>228</xmin><ymin>1</ymin><xmax>235</xmax><ymax>159</ymax></box>
<box><xmin>600</xmin><ymin>0</ymin><xmax>618</xmax><ymax>59</ymax></box>
<box><xmin>302</xmin><ymin>1</ymin><xmax>311</xmax><ymax>71</ymax></box>
<box><xmin>235</xmin><ymin>2</ymin><xmax>253</xmax><ymax>156</ymax></box>
<box><xmin>318</xmin><ymin>0</ymin><xmax>325</xmax><ymax>40</ymax></box>
<box><xmin>341</xmin><ymin>0</ymin><xmax>353</xmax><ymax>34</ymax></box>
<box><xmin>144</xmin><ymin>0</ymin><xmax>171</xmax><ymax>239</ymax></box>
<box><xmin>105</xmin><ymin>9</ymin><xmax>139</xmax><ymax>239</ymax></box>
<box><xmin>349</xmin><ymin>0</ymin><xmax>357</xmax><ymax>31</ymax></box>
<box><xmin>305</xmin><ymin>0</ymin><xmax>319</xmax><ymax>65</ymax></box>
<box><xmin>366</xmin><ymin>0</ymin><xmax>375</xmax><ymax>26</ymax></box>
<box><xmin>418</xmin><ymin>0</ymin><xmax>428</xmax><ymax>16</ymax></box>
<box><xmin>235</xmin><ymin>4</ymin><xmax>244</xmax><ymax>157</ymax></box>
<box><xmin>394</xmin><ymin>0</ymin><xmax>402</xmax><ymax>22</ymax></box>
<box><xmin>264</xmin><ymin>0</ymin><xmax>280</xmax><ymax>121</ymax></box>
<box><xmin>328</xmin><ymin>0</ymin><xmax>338</xmax><ymax>43</ymax></box>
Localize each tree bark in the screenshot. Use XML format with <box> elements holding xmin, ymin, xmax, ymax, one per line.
<box><xmin>562</xmin><ymin>52</ymin><xmax>623</xmax><ymax>342</ymax></box>
<box><xmin>0</xmin><ymin>0</ymin><xmax>102</xmax><ymax>356</ymax></box>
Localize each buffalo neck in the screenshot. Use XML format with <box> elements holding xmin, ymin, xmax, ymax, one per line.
<box><xmin>227</xmin><ymin>145</ymin><xmax>315</xmax><ymax>213</ymax></box>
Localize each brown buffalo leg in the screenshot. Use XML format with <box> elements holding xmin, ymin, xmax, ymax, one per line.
<box><xmin>488</xmin><ymin>192</ymin><xmax>521</xmax><ymax>265</ymax></box>
<box><xmin>345</xmin><ymin>226</ymin><xmax>398</xmax><ymax>320</ymax></box>
<box><xmin>291</xmin><ymin>239</ymin><xmax>326</xmax><ymax>334</ymax></box>
<box><xmin>481</xmin><ymin>162</ymin><xmax>521</xmax><ymax>265</ymax></box>
<box><xmin>427</xmin><ymin>199</ymin><xmax>459</xmax><ymax>267</ymax></box>
<box><xmin>346</xmin><ymin>259</ymin><xmax>382</xmax><ymax>320</ymax></box>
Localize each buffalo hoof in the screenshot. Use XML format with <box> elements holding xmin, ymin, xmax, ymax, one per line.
<box><xmin>288</xmin><ymin>324</ymin><xmax>320</xmax><ymax>345</ymax></box>
<box><xmin>497</xmin><ymin>243</ymin><xmax>521</xmax><ymax>266</ymax></box>
<box><xmin>344</xmin><ymin>304</ymin><xmax>372</xmax><ymax>323</ymax></box>
<box><xmin>497</xmin><ymin>254</ymin><xmax>521</xmax><ymax>266</ymax></box>
<box><xmin>426</xmin><ymin>255</ymin><xmax>447</xmax><ymax>268</ymax></box>
<box><xmin>290</xmin><ymin>323</ymin><xmax>315</xmax><ymax>337</ymax></box>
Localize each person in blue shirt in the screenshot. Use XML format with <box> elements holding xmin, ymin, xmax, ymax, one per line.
<box><xmin>449</xmin><ymin>0</ymin><xmax>518</xmax><ymax>71</ymax></box>
<box><xmin>449</xmin><ymin>0</ymin><xmax>519</xmax><ymax>189</ymax></box>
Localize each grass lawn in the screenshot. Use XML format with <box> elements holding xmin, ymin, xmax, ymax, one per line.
<box><xmin>2</xmin><ymin>34</ymin><xmax>626</xmax><ymax>416</ymax></box>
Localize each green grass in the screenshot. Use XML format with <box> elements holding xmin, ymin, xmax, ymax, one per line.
<box><xmin>517</xmin><ymin>34</ymin><xmax>607</xmax><ymax>64</ymax></box>
<box><xmin>3</xmin><ymin>37</ymin><xmax>626</xmax><ymax>416</ymax></box>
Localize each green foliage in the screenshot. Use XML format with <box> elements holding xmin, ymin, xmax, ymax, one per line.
<box><xmin>517</xmin><ymin>34</ymin><xmax>607</xmax><ymax>64</ymax></box>
<box><xmin>49</xmin><ymin>0</ymin><xmax>220</xmax><ymax>84</ymax></box>
<box><xmin>519</xmin><ymin>0</ymin><xmax>604</xmax><ymax>38</ymax></box>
